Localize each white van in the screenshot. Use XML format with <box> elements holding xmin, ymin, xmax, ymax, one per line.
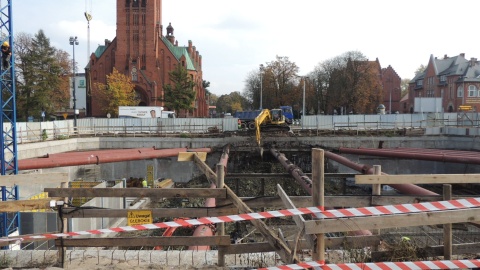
<box><xmin>161</xmin><ymin>111</ymin><xmax>176</xmax><ymax>118</ymax></box>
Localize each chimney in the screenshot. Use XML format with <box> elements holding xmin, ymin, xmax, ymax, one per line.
<box><xmin>460</xmin><ymin>53</ymin><xmax>465</xmax><ymax>58</ymax></box>
<box><xmin>471</xmin><ymin>58</ymin><xmax>477</xmax><ymax>67</ymax></box>
<box><xmin>444</xmin><ymin>54</ymin><xmax>448</xmax><ymax>59</ymax></box>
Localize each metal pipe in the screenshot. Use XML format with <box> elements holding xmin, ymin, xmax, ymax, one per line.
<box><xmin>269</xmin><ymin>148</ymin><xmax>372</xmax><ymax>236</ymax></box>
<box><xmin>188</xmin><ymin>183</ymin><xmax>216</xmax><ymax>251</ymax></box>
<box><xmin>365</xmin><ymin>147</ymin><xmax>480</xmax><ymax>158</ymax></box>
<box><xmin>324</xmin><ymin>151</ymin><xmax>438</xmax><ymax>196</ymax></box>
<box><xmin>270</xmin><ymin>148</ymin><xmax>312</xmax><ymax>195</ymax></box>
<box><xmin>189</xmin><ymin>145</ymin><xmax>230</xmax><ymax>251</ymax></box>
<box><xmin>338</xmin><ymin>147</ymin><xmax>480</xmax><ymax>165</ymax></box>
<box><xmin>17</xmin><ymin>147</ymin><xmax>212</xmax><ymax>170</ymax></box>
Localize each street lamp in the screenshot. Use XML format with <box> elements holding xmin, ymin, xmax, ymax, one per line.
<box><xmin>259</xmin><ymin>64</ymin><xmax>264</xmax><ymax>110</ymax></box>
<box><xmin>302</xmin><ymin>77</ymin><xmax>305</xmax><ymax>129</ymax></box>
<box><xmin>389</xmin><ymin>88</ymin><xmax>392</xmax><ymax>114</ymax></box>
<box><xmin>69</xmin><ymin>36</ymin><xmax>79</xmax><ymax>127</ymax></box>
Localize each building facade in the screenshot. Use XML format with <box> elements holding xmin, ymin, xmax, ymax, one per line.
<box><xmin>360</xmin><ymin>59</ymin><xmax>402</xmax><ymax>114</ymax></box>
<box><xmin>86</xmin><ymin>0</ymin><xmax>208</xmax><ymax>118</ymax></box>
<box><xmin>381</xmin><ymin>65</ymin><xmax>402</xmax><ymax>114</ymax></box>
<box><xmin>407</xmin><ymin>53</ymin><xmax>480</xmax><ymax>113</ymax></box>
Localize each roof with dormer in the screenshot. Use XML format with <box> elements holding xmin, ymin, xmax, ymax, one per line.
<box><xmin>412</xmin><ymin>54</ymin><xmax>480</xmax><ymax>83</ymax></box>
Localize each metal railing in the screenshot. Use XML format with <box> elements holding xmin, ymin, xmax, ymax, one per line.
<box><xmin>6</xmin><ymin>112</ymin><xmax>480</xmax><ymax>144</ymax></box>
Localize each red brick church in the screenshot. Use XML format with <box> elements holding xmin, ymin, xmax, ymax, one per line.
<box><xmin>86</xmin><ymin>0</ymin><xmax>208</xmax><ymax>117</ymax></box>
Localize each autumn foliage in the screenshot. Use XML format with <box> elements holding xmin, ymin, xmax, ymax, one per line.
<box><xmin>94</xmin><ymin>68</ymin><xmax>137</xmax><ymax>117</ymax></box>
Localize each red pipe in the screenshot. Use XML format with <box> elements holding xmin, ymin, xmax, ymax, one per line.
<box><xmin>189</xmin><ymin>145</ymin><xmax>230</xmax><ymax>251</ymax></box>
<box><xmin>40</xmin><ymin>147</ymin><xmax>158</xmax><ymax>158</ymax></box>
<box><xmin>18</xmin><ymin>148</ymin><xmax>212</xmax><ymax>170</ymax></box>
<box><xmin>325</xmin><ymin>151</ymin><xmax>438</xmax><ymax>196</ymax></box>
<box><xmin>338</xmin><ymin>147</ymin><xmax>480</xmax><ymax>165</ymax></box>
<box><xmin>269</xmin><ymin>148</ymin><xmax>372</xmax><ymax>236</ymax></box>
<box><xmin>189</xmin><ymin>184</ymin><xmax>217</xmax><ymax>251</ymax></box>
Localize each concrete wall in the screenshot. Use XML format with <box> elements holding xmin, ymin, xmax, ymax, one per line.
<box><xmin>16</xmin><ymin>135</ymin><xmax>480</xmax><ymax>187</ymax></box>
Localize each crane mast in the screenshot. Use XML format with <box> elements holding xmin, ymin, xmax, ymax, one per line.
<box><xmin>0</xmin><ymin>0</ymin><xmax>19</xmax><ymax>239</ymax></box>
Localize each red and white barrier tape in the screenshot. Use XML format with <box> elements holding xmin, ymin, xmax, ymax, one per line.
<box><xmin>1</xmin><ymin>197</ymin><xmax>479</xmax><ymax>242</ymax></box>
<box><xmin>260</xmin><ymin>259</ymin><xmax>480</xmax><ymax>270</ymax></box>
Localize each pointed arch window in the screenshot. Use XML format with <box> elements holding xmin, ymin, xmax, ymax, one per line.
<box><xmin>131</xmin><ymin>67</ymin><xmax>138</xmax><ymax>82</ymax></box>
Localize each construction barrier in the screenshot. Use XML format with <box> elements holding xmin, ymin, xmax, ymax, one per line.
<box><xmin>259</xmin><ymin>259</ymin><xmax>480</xmax><ymax>270</ymax></box>
<box><xmin>0</xmin><ymin>197</ymin><xmax>479</xmax><ymax>242</ymax></box>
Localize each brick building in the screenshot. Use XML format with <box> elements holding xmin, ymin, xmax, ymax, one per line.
<box><xmin>363</xmin><ymin>59</ymin><xmax>402</xmax><ymax>114</ymax></box>
<box><xmin>86</xmin><ymin>0</ymin><xmax>207</xmax><ymax>118</ymax></box>
<box><xmin>381</xmin><ymin>65</ymin><xmax>402</xmax><ymax>114</ymax></box>
<box><xmin>407</xmin><ymin>53</ymin><xmax>480</xmax><ymax>113</ymax></box>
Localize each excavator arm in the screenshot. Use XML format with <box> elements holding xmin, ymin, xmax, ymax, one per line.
<box><xmin>255</xmin><ymin>109</ymin><xmax>271</xmax><ymax>146</ymax></box>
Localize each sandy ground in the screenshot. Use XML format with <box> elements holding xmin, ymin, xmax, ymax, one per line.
<box><xmin>0</xmin><ymin>250</ymin><xmax>279</xmax><ymax>269</ymax></box>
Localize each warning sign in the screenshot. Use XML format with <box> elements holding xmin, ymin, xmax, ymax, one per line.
<box><xmin>127</xmin><ymin>210</ymin><xmax>152</xmax><ymax>226</ymax></box>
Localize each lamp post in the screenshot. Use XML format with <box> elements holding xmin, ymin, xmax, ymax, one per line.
<box><xmin>259</xmin><ymin>64</ymin><xmax>264</xmax><ymax>109</ymax></box>
<box><xmin>302</xmin><ymin>77</ymin><xmax>306</xmax><ymax>129</ymax></box>
<box><xmin>389</xmin><ymin>88</ymin><xmax>392</xmax><ymax>114</ymax></box>
<box><xmin>69</xmin><ymin>36</ymin><xmax>79</xmax><ymax>127</ymax></box>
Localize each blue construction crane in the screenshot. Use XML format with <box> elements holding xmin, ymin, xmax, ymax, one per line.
<box><xmin>0</xmin><ymin>0</ymin><xmax>19</xmax><ymax>240</ymax></box>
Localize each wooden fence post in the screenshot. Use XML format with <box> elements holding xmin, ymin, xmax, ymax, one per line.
<box><xmin>216</xmin><ymin>163</ymin><xmax>226</xmax><ymax>267</ymax></box>
<box><xmin>312</xmin><ymin>148</ymin><xmax>324</xmax><ymax>263</ymax></box>
<box><xmin>443</xmin><ymin>184</ymin><xmax>452</xmax><ymax>260</ymax></box>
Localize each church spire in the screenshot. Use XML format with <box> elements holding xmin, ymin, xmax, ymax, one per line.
<box><xmin>166</xmin><ymin>22</ymin><xmax>175</xmax><ymax>44</ymax></box>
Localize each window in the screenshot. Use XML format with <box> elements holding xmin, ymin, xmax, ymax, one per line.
<box><xmin>440</xmin><ymin>75</ymin><xmax>446</xmax><ymax>82</ymax></box>
<box><xmin>468</xmin><ymin>85</ymin><xmax>477</xmax><ymax>97</ymax></box>
<box><xmin>457</xmin><ymin>86</ymin><xmax>464</xmax><ymax>97</ymax></box>
<box><xmin>417</xmin><ymin>80</ymin><xmax>423</xmax><ymax>86</ymax></box>
<box><xmin>131</xmin><ymin>67</ymin><xmax>138</xmax><ymax>81</ymax></box>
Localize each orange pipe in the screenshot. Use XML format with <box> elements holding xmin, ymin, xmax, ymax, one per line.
<box><xmin>189</xmin><ymin>146</ymin><xmax>230</xmax><ymax>250</ymax></box>
<box><xmin>189</xmin><ymin>184</ymin><xmax>216</xmax><ymax>251</ymax></box>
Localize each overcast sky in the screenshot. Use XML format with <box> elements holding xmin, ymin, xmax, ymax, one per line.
<box><xmin>13</xmin><ymin>0</ymin><xmax>480</xmax><ymax>97</ymax></box>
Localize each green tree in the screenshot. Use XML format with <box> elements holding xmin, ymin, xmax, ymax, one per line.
<box><xmin>94</xmin><ymin>68</ymin><xmax>137</xmax><ymax>117</ymax></box>
<box><xmin>208</xmin><ymin>93</ymin><xmax>218</xmax><ymax>106</ymax></box>
<box><xmin>415</xmin><ymin>64</ymin><xmax>426</xmax><ymax>75</ymax></box>
<box><xmin>401</xmin><ymin>78</ymin><xmax>411</xmax><ymax>98</ymax></box>
<box><xmin>162</xmin><ymin>64</ymin><xmax>196</xmax><ymax>115</ymax></box>
<box><xmin>308</xmin><ymin>68</ymin><xmax>329</xmax><ymax>114</ymax></box>
<box><xmin>202</xmin><ymin>80</ymin><xmax>210</xmax><ymax>90</ymax></box>
<box><xmin>216</xmin><ymin>91</ymin><xmax>248</xmax><ymax>114</ymax></box>
<box><xmin>15</xmin><ymin>30</ymin><xmax>70</xmax><ymax>120</ymax></box>
<box><xmin>321</xmin><ymin>51</ymin><xmax>382</xmax><ymax>114</ymax></box>
<box><xmin>243</xmin><ymin>56</ymin><xmax>299</xmax><ymax>111</ymax></box>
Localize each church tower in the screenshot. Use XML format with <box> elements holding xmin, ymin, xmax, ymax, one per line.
<box><xmin>87</xmin><ymin>0</ymin><xmax>207</xmax><ymax>117</ymax></box>
<box><xmin>115</xmin><ymin>0</ymin><xmax>161</xmax><ymax>72</ymax></box>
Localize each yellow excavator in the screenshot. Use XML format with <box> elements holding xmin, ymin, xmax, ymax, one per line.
<box><xmin>254</xmin><ymin>108</ymin><xmax>291</xmax><ymax>146</ymax></box>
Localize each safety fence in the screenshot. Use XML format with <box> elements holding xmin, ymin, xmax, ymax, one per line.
<box><xmin>2</xmin><ymin>197</ymin><xmax>479</xmax><ymax>242</ymax></box>
<box><xmin>2</xmin><ymin>196</ymin><xmax>479</xmax><ymax>269</ymax></box>
<box><xmin>261</xmin><ymin>259</ymin><xmax>480</xmax><ymax>270</ymax></box>
<box><xmin>5</xmin><ymin>112</ymin><xmax>480</xmax><ymax>144</ymax></box>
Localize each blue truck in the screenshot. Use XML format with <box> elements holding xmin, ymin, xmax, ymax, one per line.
<box><xmin>234</xmin><ymin>106</ymin><xmax>294</xmax><ymax>130</ymax></box>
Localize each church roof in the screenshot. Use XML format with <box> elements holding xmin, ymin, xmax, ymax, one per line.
<box><xmin>161</xmin><ymin>36</ymin><xmax>196</xmax><ymax>71</ymax></box>
<box><xmin>94</xmin><ymin>45</ymin><xmax>107</xmax><ymax>58</ymax></box>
